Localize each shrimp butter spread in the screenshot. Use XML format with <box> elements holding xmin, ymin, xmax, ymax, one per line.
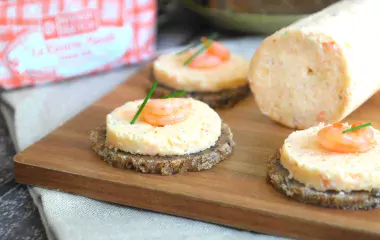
<box><xmin>280</xmin><ymin>122</ymin><xmax>380</xmax><ymax>192</ymax></box>
<box><xmin>153</xmin><ymin>41</ymin><xmax>248</xmax><ymax>92</ymax></box>
<box><xmin>106</xmin><ymin>98</ymin><xmax>221</xmax><ymax>156</ymax></box>
<box><xmin>249</xmin><ymin>0</ymin><xmax>380</xmax><ymax>129</ymax></box>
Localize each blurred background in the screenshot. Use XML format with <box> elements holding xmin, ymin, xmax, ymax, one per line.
<box><xmin>157</xmin><ymin>0</ymin><xmax>340</xmax><ymax>48</ymax></box>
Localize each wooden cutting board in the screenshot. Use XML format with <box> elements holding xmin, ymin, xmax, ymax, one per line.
<box><xmin>14</xmin><ymin>64</ymin><xmax>380</xmax><ymax>240</ymax></box>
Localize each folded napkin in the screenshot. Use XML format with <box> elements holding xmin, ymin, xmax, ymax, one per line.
<box><xmin>29</xmin><ymin>188</ymin><xmax>281</xmax><ymax>240</ymax></box>
<box><xmin>1</xmin><ymin>37</ymin><xmax>287</xmax><ymax>240</ymax></box>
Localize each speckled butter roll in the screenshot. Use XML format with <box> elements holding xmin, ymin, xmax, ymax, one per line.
<box><xmin>249</xmin><ymin>0</ymin><xmax>380</xmax><ymax>129</ymax></box>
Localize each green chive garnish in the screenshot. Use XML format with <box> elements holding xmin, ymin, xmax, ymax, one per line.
<box><xmin>183</xmin><ymin>39</ymin><xmax>214</xmax><ymax>66</ymax></box>
<box><xmin>342</xmin><ymin>122</ymin><xmax>371</xmax><ymax>133</ymax></box>
<box><xmin>130</xmin><ymin>81</ymin><xmax>158</xmax><ymax>124</ymax></box>
<box><xmin>176</xmin><ymin>32</ymin><xmax>218</xmax><ymax>56</ymax></box>
<box><xmin>162</xmin><ymin>90</ymin><xmax>187</xmax><ymax>99</ymax></box>
<box><xmin>176</xmin><ymin>42</ymin><xmax>201</xmax><ymax>56</ymax></box>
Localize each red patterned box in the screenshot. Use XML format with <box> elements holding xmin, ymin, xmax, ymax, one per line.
<box><xmin>0</xmin><ymin>0</ymin><xmax>157</xmax><ymax>89</ymax></box>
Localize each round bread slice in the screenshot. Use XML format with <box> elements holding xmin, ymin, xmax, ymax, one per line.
<box><xmin>152</xmin><ymin>81</ymin><xmax>250</xmax><ymax>109</ymax></box>
<box><xmin>90</xmin><ymin>123</ymin><xmax>234</xmax><ymax>175</ymax></box>
<box><xmin>147</xmin><ymin>70</ymin><xmax>250</xmax><ymax>109</ymax></box>
<box><xmin>267</xmin><ymin>150</ymin><xmax>380</xmax><ymax>210</ymax></box>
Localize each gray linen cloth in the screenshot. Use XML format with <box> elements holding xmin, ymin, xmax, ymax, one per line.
<box><xmin>1</xmin><ymin>37</ymin><xmax>285</xmax><ymax>240</ymax></box>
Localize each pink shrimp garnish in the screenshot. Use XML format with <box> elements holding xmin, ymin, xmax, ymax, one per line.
<box><xmin>202</xmin><ymin>38</ymin><xmax>231</xmax><ymax>61</ymax></box>
<box><xmin>141</xmin><ymin>98</ymin><xmax>192</xmax><ymax>126</ymax></box>
<box><xmin>185</xmin><ymin>37</ymin><xmax>231</xmax><ymax>69</ymax></box>
<box><xmin>188</xmin><ymin>53</ymin><xmax>223</xmax><ymax>69</ymax></box>
<box><xmin>317</xmin><ymin>122</ymin><xmax>375</xmax><ymax>153</ymax></box>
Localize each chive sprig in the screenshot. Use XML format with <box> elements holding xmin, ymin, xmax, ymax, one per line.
<box><xmin>342</xmin><ymin>122</ymin><xmax>371</xmax><ymax>133</ymax></box>
<box><xmin>130</xmin><ymin>82</ymin><xmax>188</xmax><ymax>124</ymax></box>
<box><xmin>130</xmin><ymin>81</ymin><xmax>158</xmax><ymax>124</ymax></box>
<box><xmin>176</xmin><ymin>32</ymin><xmax>218</xmax><ymax>56</ymax></box>
<box><xmin>183</xmin><ymin>39</ymin><xmax>214</xmax><ymax>66</ymax></box>
<box><xmin>162</xmin><ymin>90</ymin><xmax>187</xmax><ymax>99</ymax></box>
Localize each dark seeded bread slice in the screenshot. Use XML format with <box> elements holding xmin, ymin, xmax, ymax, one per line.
<box><xmin>267</xmin><ymin>150</ymin><xmax>380</xmax><ymax>210</ymax></box>
<box><xmin>147</xmin><ymin>75</ymin><xmax>251</xmax><ymax>109</ymax></box>
<box><xmin>90</xmin><ymin>123</ymin><xmax>234</xmax><ymax>175</ymax></box>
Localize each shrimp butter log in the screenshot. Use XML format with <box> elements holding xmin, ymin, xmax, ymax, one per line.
<box><xmin>268</xmin><ymin>121</ymin><xmax>380</xmax><ymax>209</ymax></box>
<box><xmin>249</xmin><ymin>0</ymin><xmax>380</xmax><ymax>129</ymax></box>
<box><xmin>90</xmin><ymin>97</ymin><xmax>235</xmax><ymax>175</ymax></box>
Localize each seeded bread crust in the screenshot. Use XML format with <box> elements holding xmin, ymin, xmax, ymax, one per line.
<box><xmin>90</xmin><ymin>123</ymin><xmax>234</xmax><ymax>175</ymax></box>
<box><xmin>147</xmin><ymin>69</ymin><xmax>250</xmax><ymax>109</ymax></box>
<box><xmin>152</xmin><ymin>82</ymin><xmax>251</xmax><ymax>109</ymax></box>
<box><xmin>267</xmin><ymin>150</ymin><xmax>380</xmax><ymax>210</ymax></box>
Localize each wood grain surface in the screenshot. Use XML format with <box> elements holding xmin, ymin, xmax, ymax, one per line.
<box><xmin>14</xmin><ymin>64</ymin><xmax>380</xmax><ymax>240</ymax></box>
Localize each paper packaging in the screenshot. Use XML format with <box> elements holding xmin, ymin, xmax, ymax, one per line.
<box><xmin>0</xmin><ymin>0</ymin><xmax>157</xmax><ymax>89</ymax></box>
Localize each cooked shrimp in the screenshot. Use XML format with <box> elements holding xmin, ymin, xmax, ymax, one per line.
<box><xmin>188</xmin><ymin>53</ymin><xmax>223</xmax><ymax>69</ymax></box>
<box><xmin>141</xmin><ymin>98</ymin><xmax>192</xmax><ymax>126</ymax></box>
<box><xmin>202</xmin><ymin>38</ymin><xmax>231</xmax><ymax>61</ymax></box>
<box><xmin>178</xmin><ymin>49</ymin><xmax>196</xmax><ymax>60</ymax></box>
<box><xmin>183</xmin><ymin>37</ymin><xmax>231</xmax><ymax>69</ymax></box>
<box><xmin>317</xmin><ymin>122</ymin><xmax>375</xmax><ymax>153</ymax></box>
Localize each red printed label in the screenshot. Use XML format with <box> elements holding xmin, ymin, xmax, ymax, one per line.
<box><xmin>0</xmin><ymin>0</ymin><xmax>156</xmax><ymax>89</ymax></box>
<box><xmin>42</xmin><ymin>9</ymin><xmax>100</xmax><ymax>40</ymax></box>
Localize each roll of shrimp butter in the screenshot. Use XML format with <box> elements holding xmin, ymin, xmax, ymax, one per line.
<box><xmin>249</xmin><ymin>0</ymin><xmax>380</xmax><ymax>129</ymax></box>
